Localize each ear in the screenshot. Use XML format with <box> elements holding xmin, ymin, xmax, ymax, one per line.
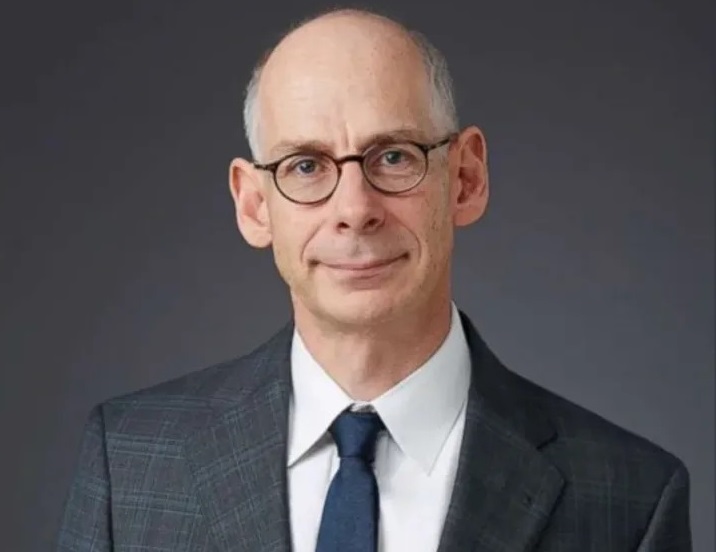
<box><xmin>451</xmin><ymin>125</ymin><xmax>489</xmax><ymax>227</ymax></box>
<box><xmin>228</xmin><ymin>157</ymin><xmax>273</xmax><ymax>248</ymax></box>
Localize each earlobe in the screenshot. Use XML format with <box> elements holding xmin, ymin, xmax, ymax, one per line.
<box><xmin>453</xmin><ymin>126</ymin><xmax>489</xmax><ymax>227</ymax></box>
<box><xmin>228</xmin><ymin>158</ymin><xmax>273</xmax><ymax>248</ymax></box>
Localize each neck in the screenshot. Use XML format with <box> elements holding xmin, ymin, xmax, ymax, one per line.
<box><xmin>293</xmin><ymin>295</ymin><xmax>453</xmax><ymax>402</ymax></box>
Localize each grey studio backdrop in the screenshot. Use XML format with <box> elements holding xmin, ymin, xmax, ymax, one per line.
<box><xmin>0</xmin><ymin>0</ymin><xmax>713</xmax><ymax>550</ymax></box>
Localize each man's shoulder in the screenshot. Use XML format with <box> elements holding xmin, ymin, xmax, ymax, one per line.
<box><xmin>95</xmin><ymin>324</ymin><xmax>292</xmax><ymax>439</ymax></box>
<box><xmin>462</xmin><ymin>310</ymin><xmax>683</xmax><ymax>475</ymax></box>
<box><xmin>504</xmin><ymin>365</ymin><xmax>684</xmax><ymax>476</ymax></box>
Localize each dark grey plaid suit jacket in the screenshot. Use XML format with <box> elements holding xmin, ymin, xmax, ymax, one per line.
<box><xmin>57</xmin><ymin>313</ymin><xmax>692</xmax><ymax>551</ymax></box>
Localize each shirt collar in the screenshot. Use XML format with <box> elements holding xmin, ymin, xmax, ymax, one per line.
<box><xmin>287</xmin><ymin>334</ymin><xmax>353</xmax><ymax>468</ymax></box>
<box><xmin>287</xmin><ymin>303</ymin><xmax>471</xmax><ymax>475</ymax></box>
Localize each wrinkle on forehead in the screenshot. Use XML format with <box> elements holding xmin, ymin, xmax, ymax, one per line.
<box><xmin>256</xmin><ymin>12</ymin><xmax>435</xmax><ymax>156</ymax></box>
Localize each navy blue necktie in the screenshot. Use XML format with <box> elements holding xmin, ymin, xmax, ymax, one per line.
<box><xmin>315</xmin><ymin>410</ymin><xmax>385</xmax><ymax>552</ymax></box>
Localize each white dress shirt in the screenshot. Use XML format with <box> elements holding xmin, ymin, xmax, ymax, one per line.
<box><xmin>287</xmin><ymin>303</ymin><xmax>472</xmax><ymax>552</ymax></box>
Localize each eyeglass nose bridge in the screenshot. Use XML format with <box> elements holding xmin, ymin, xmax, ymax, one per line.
<box><xmin>333</xmin><ymin>153</ymin><xmax>367</xmax><ymax>179</ymax></box>
<box><xmin>330</xmin><ymin>153</ymin><xmax>383</xmax><ymax>196</ymax></box>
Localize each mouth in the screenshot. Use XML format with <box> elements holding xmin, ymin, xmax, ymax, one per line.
<box><xmin>322</xmin><ymin>255</ymin><xmax>406</xmax><ymax>271</ymax></box>
<box><xmin>319</xmin><ymin>254</ymin><xmax>408</xmax><ymax>280</ymax></box>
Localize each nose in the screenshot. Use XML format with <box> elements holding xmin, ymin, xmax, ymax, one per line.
<box><xmin>329</xmin><ymin>160</ymin><xmax>386</xmax><ymax>234</ymax></box>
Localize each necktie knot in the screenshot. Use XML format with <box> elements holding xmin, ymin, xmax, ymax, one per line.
<box><xmin>329</xmin><ymin>410</ymin><xmax>384</xmax><ymax>462</ymax></box>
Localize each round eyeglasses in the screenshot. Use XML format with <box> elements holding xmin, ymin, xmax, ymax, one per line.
<box><xmin>252</xmin><ymin>135</ymin><xmax>455</xmax><ymax>205</ymax></box>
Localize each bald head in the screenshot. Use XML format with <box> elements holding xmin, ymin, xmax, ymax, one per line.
<box><xmin>271</xmin><ymin>10</ymin><xmax>415</xmax><ymax>64</ymax></box>
<box><xmin>243</xmin><ymin>9</ymin><xmax>458</xmax><ymax>158</ymax></box>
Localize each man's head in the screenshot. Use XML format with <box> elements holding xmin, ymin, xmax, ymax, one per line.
<box><xmin>229</xmin><ymin>9</ymin><xmax>488</xmax><ymax>330</ymax></box>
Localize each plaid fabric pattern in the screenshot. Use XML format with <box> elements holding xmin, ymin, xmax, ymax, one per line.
<box><xmin>56</xmin><ymin>315</ymin><xmax>691</xmax><ymax>551</ymax></box>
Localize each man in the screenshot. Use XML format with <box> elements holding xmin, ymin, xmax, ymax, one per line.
<box><xmin>57</xmin><ymin>8</ymin><xmax>691</xmax><ymax>552</ymax></box>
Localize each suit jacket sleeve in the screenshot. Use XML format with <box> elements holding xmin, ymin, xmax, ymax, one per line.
<box><xmin>636</xmin><ymin>462</ymin><xmax>692</xmax><ymax>551</ymax></box>
<box><xmin>56</xmin><ymin>405</ymin><xmax>113</xmax><ymax>551</ymax></box>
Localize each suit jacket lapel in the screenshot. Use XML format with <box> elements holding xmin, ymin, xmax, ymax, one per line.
<box><xmin>438</xmin><ymin>313</ymin><xmax>566</xmax><ymax>552</ymax></box>
<box><xmin>185</xmin><ymin>325</ymin><xmax>294</xmax><ymax>552</ymax></box>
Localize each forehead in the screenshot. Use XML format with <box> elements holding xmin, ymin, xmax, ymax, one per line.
<box><xmin>257</xmin><ymin>18</ymin><xmax>434</xmax><ymax>156</ymax></box>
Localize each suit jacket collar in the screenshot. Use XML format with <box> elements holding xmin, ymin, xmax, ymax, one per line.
<box><xmin>185</xmin><ymin>312</ymin><xmax>564</xmax><ymax>552</ymax></box>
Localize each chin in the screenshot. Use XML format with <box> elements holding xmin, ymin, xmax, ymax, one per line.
<box><xmin>291</xmin><ymin>257</ymin><xmax>433</xmax><ymax>329</ymax></box>
<box><xmin>312</xmin><ymin>285</ymin><xmax>417</xmax><ymax>329</ymax></box>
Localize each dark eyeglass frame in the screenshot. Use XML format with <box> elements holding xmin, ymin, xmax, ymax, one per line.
<box><xmin>252</xmin><ymin>134</ymin><xmax>457</xmax><ymax>205</ymax></box>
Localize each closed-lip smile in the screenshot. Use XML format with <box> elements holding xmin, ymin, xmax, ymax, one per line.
<box><xmin>322</xmin><ymin>254</ymin><xmax>407</xmax><ymax>272</ymax></box>
<box><xmin>326</xmin><ymin>257</ymin><xmax>400</xmax><ymax>270</ymax></box>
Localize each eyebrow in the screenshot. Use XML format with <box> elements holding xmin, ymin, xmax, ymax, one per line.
<box><xmin>265</xmin><ymin>127</ymin><xmax>431</xmax><ymax>161</ymax></box>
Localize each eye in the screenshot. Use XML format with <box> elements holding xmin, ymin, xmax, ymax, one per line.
<box><xmin>281</xmin><ymin>154</ymin><xmax>328</xmax><ymax>178</ymax></box>
<box><xmin>381</xmin><ymin>150</ymin><xmax>404</xmax><ymax>165</ymax></box>
<box><xmin>367</xmin><ymin>144</ymin><xmax>420</xmax><ymax>173</ymax></box>
<box><xmin>292</xmin><ymin>158</ymin><xmax>318</xmax><ymax>174</ymax></box>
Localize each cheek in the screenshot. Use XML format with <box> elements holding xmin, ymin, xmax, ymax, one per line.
<box><xmin>416</xmin><ymin>182</ymin><xmax>453</xmax><ymax>256</ymax></box>
<box><xmin>270</xmin><ymin>234</ymin><xmax>293</xmax><ymax>283</ymax></box>
<box><xmin>267</xmin><ymin>206</ymin><xmax>315</xmax><ymax>282</ymax></box>
<box><xmin>408</xmin><ymin>210</ymin><xmax>451</xmax><ymax>291</ymax></box>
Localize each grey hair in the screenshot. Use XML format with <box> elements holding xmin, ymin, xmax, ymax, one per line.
<box><xmin>242</xmin><ymin>13</ymin><xmax>460</xmax><ymax>159</ymax></box>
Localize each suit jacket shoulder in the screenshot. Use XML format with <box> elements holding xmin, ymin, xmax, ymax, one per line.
<box><xmin>501</xmin><ymin>362</ymin><xmax>683</xmax><ymax>472</ymax></box>
<box><xmin>99</xmin><ymin>322</ymin><xmax>294</xmax><ymax>437</ymax></box>
<box><xmin>435</xmin><ymin>312</ymin><xmax>691</xmax><ymax>551</ymax></box>
<box><xmin>57</xmin><ymin>323</ymin><xmax>296</xmax><ymax>552</ymax></box>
